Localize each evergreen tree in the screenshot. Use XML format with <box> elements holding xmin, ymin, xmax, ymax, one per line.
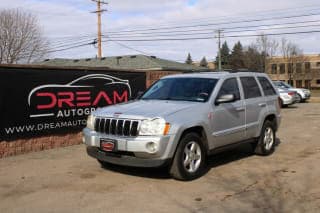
<box><xmin>215</xmin><ymin>41</ymin><xmax>230</xmax><ymax>69</ymax></box>
<box><xmin>185</xmin><ymin>53</ymin><xmax>193</xmax><ymax>64</ymax></box>
<box><xmin>230</xmin><ymin>41</ymin><xmax>245</xmax><ymax>69</ymax></box>
<box><xmin>243</xmin><ymin>45</ymin><xmax>263</xmax><ymax>72</ymax></box>
<box><xmin>200</xmin><ymin>56</ymin><xmax>208</xmax><ymax>67</ymax></box>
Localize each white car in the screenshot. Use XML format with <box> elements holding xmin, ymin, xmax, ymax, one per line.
<box><xmin>273</xmin><ymin>81</ymin><xmax>311</xmax><ymax>103</ymax></box>
<box><xmin>277</xmin><ymin>88</ymin><xmax>297</xmax><ymax>107</ymax></box>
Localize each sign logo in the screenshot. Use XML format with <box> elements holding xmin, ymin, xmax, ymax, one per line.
<box><xmin>27</xmin><ymin>74</ymin><xmax>132</xmax><ymax>118</ymax></box>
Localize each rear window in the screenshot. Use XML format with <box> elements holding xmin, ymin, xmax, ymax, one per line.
<box><xmin>258</xmin><ymin>77</ymin><xmax>277</xmax><ymax>96</ymax></box>
<box><xmin>240</xmin><ymin>77</ymin><xmax>262</xmax><ymax>99</ymax></box>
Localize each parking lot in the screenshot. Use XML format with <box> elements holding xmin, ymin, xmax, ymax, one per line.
<box><xmin>1</xmin><ymin>102</ymin><xmax>320</xmax><ymax>213</ymax></box>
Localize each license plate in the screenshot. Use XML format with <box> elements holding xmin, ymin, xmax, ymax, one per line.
<box><xmin>100</xmin><ymin>138</ymin><xmax>117</xmax><ymax>152</ymax></box>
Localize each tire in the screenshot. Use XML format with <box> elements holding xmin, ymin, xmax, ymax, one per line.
<box><xmin>296</xmin><ymin>94</ymin><xmax>302</xmax><ymax>103</ymax></box>
<box><xmin>254</xmin><ymin>120</ymin><xmax>276</xmax><ymax>156</ymax></box>
<box><xmin>169</xmin><ymin>133</ymin><xmax>207</xmax><ymax>181</ymax></box>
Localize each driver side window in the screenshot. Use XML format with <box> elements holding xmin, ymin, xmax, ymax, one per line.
<box><xmin>217</xmin><ymin>78</ymin><xmax>240</xmax><ymax>101</ymax></box>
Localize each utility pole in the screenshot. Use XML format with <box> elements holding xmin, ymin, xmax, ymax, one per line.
<box><xmin>91</xmin><ymin>0</ymin><xmax>108</xmax><ymax>58</ymax></box>
<box><xmin>215</xmin><ymin>29</ymin><xmax>223</xmax><ymax>70</ymax></box>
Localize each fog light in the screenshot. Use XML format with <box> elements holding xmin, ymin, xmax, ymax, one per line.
<box><xmin>146</xmin><ymin>142</ymin><xmax>158</xmax><ymax>153</ymax></box>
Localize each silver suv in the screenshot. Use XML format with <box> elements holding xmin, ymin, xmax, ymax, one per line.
<box><xmin>83</xmin><ymin>72</ymin><xmax>281</xmax><ymax>180</ymax></box>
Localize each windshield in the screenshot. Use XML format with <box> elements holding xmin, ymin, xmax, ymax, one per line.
<box><xmin>274</xmin><ymin>81</ymin><xmax>292</xmax><ymax>89</ymax></box>
<box><xmin>141</xmin><ymin>77</ymin><xmax>218</xmax><ymax>102</ymax></box>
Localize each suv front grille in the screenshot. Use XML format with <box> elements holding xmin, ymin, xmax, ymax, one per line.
<box><xmin>94</xmin><ymin>118</ymin><xmax>139</xmax><ymax>136</ymax></box>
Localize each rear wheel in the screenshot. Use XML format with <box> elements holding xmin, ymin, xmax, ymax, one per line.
<box><xmin>170</xmin><ymin>133</ymin><xmax>206</xmax><ymax>181</ymax></box>
<box><xmin>254</xmin><ymin>120</ymin><xmax>276</xmax><ymax>156</ymax></box>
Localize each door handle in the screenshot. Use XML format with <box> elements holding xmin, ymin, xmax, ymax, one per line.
<box><xmin>258</xmin><ymin>103</ymin><xmax>267</xmax><ymax>107</ymax></box>
<box><xmin>236</xmin><ymin>107</ymin><xmax>245</xmax><ymax>111</ymax></box>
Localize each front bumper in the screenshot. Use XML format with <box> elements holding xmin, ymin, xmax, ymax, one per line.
<box><xmin>87</xmin><ymin>146</ymin><xmax>171</xmax><ymax>167</ymax></box>
<box><xmin>297</xmin><ymin>90</ymin><xmax>311</xmax><ymax>100</ymax></box>
<box><xmin>82</xmin><ymin>128</ymin><xmax>174</xmax><ymax>167</ymax></box>
<box><xmin>281</xmin><ymin>96</ymin><xmax>295</xmax><ymax>105</ymax></box>
<box><xmin>302</xmin><ymin>93</ymin><xmax>311</xmax><ymax>100</ymax></box>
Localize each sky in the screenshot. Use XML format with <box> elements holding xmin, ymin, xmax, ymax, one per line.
<box><xmin>1</xmin><ymin>0</ymin><xmax>320</xmax><ymax>62</ymax></box>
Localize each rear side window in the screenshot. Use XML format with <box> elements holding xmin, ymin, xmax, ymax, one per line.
<box><xmin>240</xmin><ymin>77</ymin><xmax>262</xmax><ymax>99</ymax></box>
<box><xmin>258</xmin><ymin>77</ymin><xmax>277</xmax><ymax>96</ymax></box>
<box><xmin>217</xmin><ymin>78</ymin><xmax>240</xmax><ymax>101</ymax></box>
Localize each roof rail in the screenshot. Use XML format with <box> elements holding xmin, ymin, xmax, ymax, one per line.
<box><xmin>222</xmin><ymin>69</ymin><xmax>262</xmax><ymax>73</ymax></box>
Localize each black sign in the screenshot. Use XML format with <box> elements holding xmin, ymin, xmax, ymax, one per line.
<box><xmin>0</xmin><ymin>66</ymin><xmax>146</xmax><ymax>140</ymax></box>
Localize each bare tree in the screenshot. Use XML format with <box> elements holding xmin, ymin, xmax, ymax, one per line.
<box><xmin>280</xmin><ymin>38</ymin><xmax>306</xmax><ymax>85</ymax></box>
<box><xmin>256</xmin><ymin>33</ymin><xmax>279</xmax><ymax>72</ymax></box>
<box><xmin>0</xmin><ymin>9</ymin><xmax>49</xmax><ymax>64</ymax></box>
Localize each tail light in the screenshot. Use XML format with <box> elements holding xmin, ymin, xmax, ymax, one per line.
<box><xmin>288</xmin><ymin>92</ymin><xmax>295</xmax><ymax>96</ymax></box>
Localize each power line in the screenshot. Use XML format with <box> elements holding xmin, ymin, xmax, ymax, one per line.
<box><xmin>108</xmin><ymin>39</ymin><xmax>151</xmax><ymax>55</ymax></box>
<box><xmin>50</xmin><ymin>38</ymin><xmax>95</xmax><ymax>49</ymax></box>
<box><xmin>104</xmin><ymin>11</ymin><xmax>320</xmax><ymax>34</ymax></box>
<box><xmin>43</xmin><ymin>9</ymin><xmax>320</xmax><ymax>54</ymax></box>
<box><xmin>103</xmin><ymin>19</ymin><xmax>320</xmax><ymax>37</ymax></box>
<box><xmin>99</xmin><ymin>29</ymin><xmax>320</xmax><ymax>42</ymax></box>
<box><xmin>42</xmin><ymin>28</ymin><xmax>320</xmax><ymax>54</ymax></box>
<box><xmin>104</xmin><ymin>4</ymin><xmax>320</xmax><ymax>33</ymax></box>
<box><xmin>102</xmin><ymin>23</ymin><xmax>320</xmax><ymax>40</ymax></box>
<box><xmin>224</xmin><ymin>29</ymin><xmax>320</xmax><ymax>38</ymax></box>
<box><xmin>46</xmin><ymin>41</ymin><xmax>96</xmax><ymax>53</ymax></box>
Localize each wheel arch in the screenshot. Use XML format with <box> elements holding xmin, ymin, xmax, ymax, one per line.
<box><xmin>177</xmin><ymin>126</ymin><xmax>209</xmax><ymax>155</ymax></box>
<box><xmin>259</xmin><ymin>114</ymin><xmax>278</xmax><ymax>134</ymax></box>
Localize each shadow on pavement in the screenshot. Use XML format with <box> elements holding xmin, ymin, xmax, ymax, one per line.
<box><xmin>100</xmin><ymin>138</ymin><xmax>282</xmax><ymax>180</ymax></box>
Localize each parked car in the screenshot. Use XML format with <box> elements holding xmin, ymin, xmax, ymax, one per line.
<box><xmin>277</xmin><ymin>88</ymin><xmax>297</xmax><ymax>107</ymax></box>
<box><xmin>83</xmin><ymin>72</ymin><xmax>281</xmax><ymax>180</ymax></box>
<box><xmin>273</xmin><ymin>81</ymin><xmax>311</xmax><ymax>102</ymax></box>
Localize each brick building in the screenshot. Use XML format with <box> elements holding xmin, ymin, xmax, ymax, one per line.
<box><xmin>266</xmin><ymin>54</ymin><xmax>320</xmax><ymax>89</ymax></box>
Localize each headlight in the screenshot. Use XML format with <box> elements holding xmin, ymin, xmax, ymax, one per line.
<box><xmin>139</xmin><ymin>118</ymin><xmax>170</xmax><ymax>136</ymax></box>
<box><xmin>86</xmin><ymin>115</ymin><xmax>95</xmax><ymax>130</ymax></box>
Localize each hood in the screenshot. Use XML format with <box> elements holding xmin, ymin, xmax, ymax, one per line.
<box><xmin>93</xmin><ymin>100</ymin><xmax>200</xmax><ymax>119</ymax></box>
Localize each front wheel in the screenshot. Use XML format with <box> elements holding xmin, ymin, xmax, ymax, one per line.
<box><xmin>296</xmin><ymin>94</ymin><xmax>302</xmax><ymax>103</ymax></box>
<box><xmin>254</xmin><ymin>120</ymin><xmax>276</xmax><ymax>156</ymax></box>
<box><xmin>170</xmin><ymin>133</ymin><xmax>207</xmax><ymax>181</ymax></box>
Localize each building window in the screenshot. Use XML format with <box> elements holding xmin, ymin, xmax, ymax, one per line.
<box><xmin>316</xmin><ymin>62</ymin><xmax>320</xmax><ymax>67</ymax></box>
<box><xmin>317</xmin><ymin>79</ymin><xmax>320</xmax><ymax>84</ymax></box>
<box><xmin>279</xmin><ymin>63</ymin><xmax>285</xmax><ymax>74</ymax></box>
<box><xmin>296</xmin><ymin>63</ymin><xmax>302</xmax><ymax>73</ymax></box>
<box><xmin>305</xmin><ymin>80</ymin><xmax>311</xmax><ymax>89</ymax></box>
<box><xmin>288</xmin><ymin>80</ymin><xmax>294</xmax><ymax>86</ymax></box>
<box><xmin>271</xmin><ymin>64</ymin><xmax>277</xmax><ymax>74</ymax></box>
<box><xmin>296</xmin><ymin>80</ymin><xmax>302</xmax><ymax>88</ymax></box>
<box><xmin>288</xmin><ymin>63</ymin><xmax>293</xmax><ymax>73</ymax></box>
<box><xmin>305</xmin><ymin>62</ymin><xmax>311</xmax><ymax>72</ymax></box>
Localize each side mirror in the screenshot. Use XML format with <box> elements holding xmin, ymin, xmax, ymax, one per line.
<box><xmin>215</xmin><ymin>94</ymin><xmax>236</xmax><ymax>105</ymax></box>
